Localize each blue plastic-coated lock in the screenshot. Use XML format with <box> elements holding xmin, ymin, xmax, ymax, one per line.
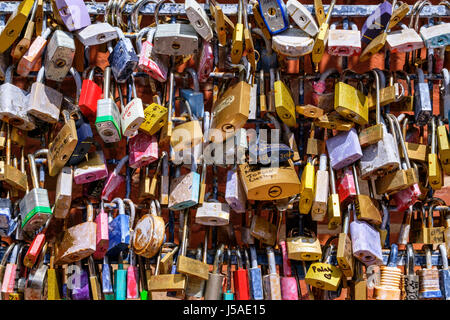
<box><xmin>107</xmin><ymin>198</ymin><xmax>130</xmax><ymax>259</ymax></box>
<box><xmin>180</xmin><ymin>68</ymin><xmax>204</xmax><ymax>119</ymax></box>
<box><xmin>257</xmin><ymin>0</ymin><xmax>289</xmax><ymax>35</ymax></box>
<box><xmin>108</xmin><ymin>28</ymin><xmax>138</xmax><ymax>83</ymax></box>
<box><xmin>249</xmin><ymin>245</ymin><xmax>264</xmax><ymax>300</ymax></box>
<box><xmin>102</xmin><ymin>255</ymin><xmax>115</xmax><ymax>300</ymax></box>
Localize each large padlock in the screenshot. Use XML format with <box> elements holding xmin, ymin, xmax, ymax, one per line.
<box><xmin>51</xmin><ymin>0</ymin><xmax>91</xmax><ymax>31</ymax></box>
<box><xmin>54</xmin><ymin>166</ymin><xmax>73</xmax><ymax>219</ymax></box>
<box><xmin>106</xmin><ymin>198</ymin><xmax>130</xmax><ymax>259</ymax></box>
<box><xmin>185</xmin><ymin>0</ymin><xmax>213</xmax><ymax>41</ymax></box>
<box><xmin>129</xmin><ymin>132</ymin><xmax>158</xmax><ymax>169</ymax></box>
<box><xmin>44</xmin><ymin>29</ymin><xmax>75</xmax><ymax>82</ymax></box>
<box><xmin>326</xmin><ymin>128</ymin><xmax>362</xmax><ymax>170</ymax></box>
<box><xmin>74</xmin><ymin>147</ymin><xmax>108</xmax><ymax>184</ymax></box>
<box><xmin>419</xmin><ymin>21</ymin><xmax>450</xmax><ymax>49</ymax></box>
<box><xmin>79</xmin><ymin>67</ymin><xmax>102</xmax><ymax>121</ymax></box>
<box><xmin>108</xmin><ymin>27</ymin><xmax>139</xmax><ymax>83</ymax></box>
<box><xmin>168</xmin><ymin>161</ymin><xmax>200</xmax><ymax>211</ymax></box>
<box><xmin>271</xmin><ymin>27</ymin><xmax>314</xmax><ymax>58</ymax></box>
<box><xmin>274</xmin><ymin>70</ymin><xmax>296</xmax><ymax>127</ymax></box>
<box><xmin>170</xmin><ymin>97</ymin><xmax>203</xmax><ymax>153</ymax></box>
<box><xmin>55</xmin><ymin>199</ymin><xmax>96</xmax><ymax>265</ymax></box>
<box><xmin>286</xmin><ymin>214</ymin><xmax>322</xmax><ymax>261</ymax></box>
<box><xmin>328</xmin><ymin>21</ymin><xmax>361</xmax><ymax>56</ymax></box>
<box><xmin>27</xmin><ymin>66</ymin><xmax>63</xmax><ymax>124</ymax></box>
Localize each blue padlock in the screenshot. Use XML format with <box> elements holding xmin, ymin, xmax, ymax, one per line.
<box><xmin>439</xmin><ymin>244</ymin><xmax>450</xmax><ymax>300</ymax></box>
<box><xmin>248</xmin><ymin>245</ymin><xmax>264</xmax><ymax>300</ymax></box>
<box><xmin>180</xmin><ymin>68</ymin><xmax>204</xmax><ymax>119</ymax></box>
<box><xmin>418</xmin><ymin>245</ymin><xmax>442</xmax><ymax>299</ymax></box>
<box><xmin>107</xmin><ymin>198</ymin><xmax>130</xmax><ymax>259</ymax></box>
<box><xmin>108</xmin><ymin>28</ymin><xmax>138</xmax><ymax>83</ymax></box>
<box><xmin>102</xmin><ymin>255</ymin><xmax>115</xmax><ymax>300</ymax></box>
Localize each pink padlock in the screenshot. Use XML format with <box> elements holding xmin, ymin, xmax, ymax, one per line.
<box><xmin>17</xmin><ymin>28</ymin><xmax>52</xmax><ymax>77</ymax></box>
<box><xmin>101</xmin><ymin>155</ymin><xmax>128</xmax><ymax>201</ymax></box>
<box><xmin>93</xmin><ymin>201</ymin><xmax>109</xmax><ymax>260</ymax></box>
<box><xmin>279</xmin><ymin>240</ymin><xmax>299</xmax><ymax>300</ymax></box>
<box><xmin>392</xmin><ymin>183</ymin><xmax>421</xmax><ymax>212</ymax></box>
<box><xmin>197</xmin><ymin>40</ymin><xmax>214</xmax><ymax>83</ymax></box>
<box><xmin>137</xmin><ymin>28</ymin><xmax>168</xmax><ymax>82</ymax></box>
<box><xmin>128</xmin><ymin>132</ymin><xmax>158</xmax><ymax>169</ymax></box>
<box><xmin>124</xmin><ymin>199</ymin><xmax>139</xmax><ymax>299</ymax></box>
<box><xmin>74</xmin><ymin>149</ymin><xmax>109</xmax><ymax>184</ymax></box>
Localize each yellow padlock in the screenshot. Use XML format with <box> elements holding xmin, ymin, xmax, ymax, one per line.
<box><xmin>437</xmin><ymin>118</ymin><xmax>450</xmax><ymax>175</ymax></box>
<box><xmin>428</xmin><ymin>116</ymin><xmax>442</xmax><ymax>190</ymax></box>
<box><xmin>274</xmin><ymin>71</ymin><xmax>296</xmax><ymax>127</ymax></box>
<box><xmin>230</xmin><ymin>0</ymin><xmax>244</xmax><ymax>64</ymax></box>
<box><xmin>334</xmin><ymin>73</ymin><xmax>369</xmax><ymax>126</ymax></box>
<box><xmin>0</xmin><ymin>0</ymin><xmax>35</xmax><ymax>53</ymax></box>
<box><xmin>299</xmin><ymin>158</ymin><xmax>316</xmax><ymax>214</ymax></box>
<box><xmin>311</xmin><ymin>0</ymin><xmax>336</xmax><ymax>66</ymax></box>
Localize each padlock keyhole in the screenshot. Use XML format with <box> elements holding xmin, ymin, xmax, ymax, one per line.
<box><xmin>55</xmin><ymin>59</ymin><xmax>66</xmax><ymax>68</ymax></box>
<box><xmin>172</xmin><ymin>43</ymin><xmax>181</xmax><ymax>50</ymax></box>
<box><xmin>268</xmin><ymin>7</ymin><xmax>277</xmax><ymax>16</ymax></box>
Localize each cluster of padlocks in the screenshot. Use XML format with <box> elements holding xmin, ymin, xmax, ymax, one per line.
<box><xmin>0</xmin><ymin>0</ymin><xmax>448</xmax><ymax>301</ymax></box>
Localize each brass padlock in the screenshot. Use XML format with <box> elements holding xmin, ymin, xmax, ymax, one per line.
<box><xmin>286</xmin><ymin>214</ymin><xmax>322</xmax><ymax>261</ymax></box>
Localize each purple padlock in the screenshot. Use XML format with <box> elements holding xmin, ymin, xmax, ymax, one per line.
<box><xmin>326</xmin><ymin>128</ymin><xmax>362</xmax><ymax>170</ymax></box>
<box><xmin>225</xmin><ymin>169</ymin><xmax>247</xmax><ymax>213</ymax></box>
<box><xmin>54</xmin><ymin>0</ymin><xmax>91</xmax><ymax>32</ymax></box>
<box><xmin>71</xmin><ymin>263</ymin><xmax>91</xmax><ymax>300</ymax></box>
<box><xmin>350</xmin><ymin>211</ymin><xmax>383</xmax><ymax>267</ymax></box>
<box><xmin>361</xmin><ymin>1</ymin><xmax>392</xmax><ymax>45</ymax></box>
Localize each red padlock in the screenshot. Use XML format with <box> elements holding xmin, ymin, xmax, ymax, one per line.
<box><xmin>279</xmin><ymin>240</ymin><xmax>299</xmax><ymax>300</ymax></box>
<box><xmin>336</xmin><ymin>167</ymin><xmax>357</xmax><ymax>207</ymax></box>
<box><xmin>79</xmin><ymin>67</ymin><xmax>102</xmax><ymax>121</ymax></box>
<box><xmin>392</xmin><ymin>184</ymin><xmax>421</xmax><ymax>212</ymax></box>
<box><xmin>93</xmin><ymin>200</ymin><xmax>109</xmax><ymax>260</ymax></box>
<box><xmin>101</xmin><ymin>155</ymin><xmax>128</xmax><ymax>202</ymax></box>
<box><xmin>23</xmin><ymin>218</ymin><xmax>52</xmax><ymax>268</ymax></box>
<box><xmin>197</xmin><ymin>39</ymin><xmax>214</xmax><ymax>83</ymax></box>
<box><xmin>1</xmin><ymin>243</ymin><xmax>21</xmax><ymax>299</ymax></box>
<box><xmin>128</xmin><ymin>132</ymin><xmax>158</xmax><ymax>169</ymax></box>
<box><xmin>124</xmin><ymin>199</ymin><xmax>139</xmax><ymax>299</ymax></box>
<box><xmin>233</xmin><ymin>248</ymin><xmax>250</xmax><ymax>300</ymax></box>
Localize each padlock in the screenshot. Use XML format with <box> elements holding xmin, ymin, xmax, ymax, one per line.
<box><xmin>121</xmin><ymin>77</ymin><xmax>145</xmax><ymax>137</ymax></box>
<box><xmin>210</xmin><ymin>77</ymin><xmax>251</xmax><ymax>143</ymax></box>
<box><xmin>311</xmin><ymin>0</ymin><xmax>336</xmax><ymax>66</ymax></box>
<box><xmin>328</xmin><ymin>163</ymin><xmax>341</xmax><ymax>230</ymax></box>
<box><xmin>0</xmin><ymin>66</ymin><xmax>35</xmax><ymax>131</ymax></box>
<box><xmin>336</xmin><ymin>166</ymin><xmax>357</xmax><ymax>207</ymax></box>
<box><xmin>186</xmin><ymin>231</ymin><xmax>209</xmax><ymax>299</ymax></box>
<box><xmin>366</xmin><ymin>71</ymin><xmax>406</xmax><ymax>111</ymax></box>
<box><xmin>438</xmin><ymin>243</ymin><xmax>450</xmax><ymax>300</ymax></box>
<box><xmin>171</xmin><ymin>99</ymin><xmax>203</xmax><ymax>153</ymax></box>
<box><xmin>79</xmin><ymin>67</ymin><xmax>102</xmax><ymax>121</ymax></box>
<box><xmin>417</xmin><ymin>244</ymin><xmax>442</xmax><ymax>299</ymax></box>
<box><xmin>311</xmin><ymin>69</ymin><xmax>339</xmax><ymax>114</ymax></box>
<box><xmin>180</xmin><ymin>68</ymin><xmax>204</xmax><ymax>120</ymax></box>
<box><xmin>305</xmin><ymin>236</ymin><xmax>342</xmax><ymax>291</ymax></box>
<box><xmin>101</xmin><ymin>255</ymin><xmax>114</xmax><ymax>300</ymax></box>
<box><xmin>55</xmin><ymin>199</ymin><xmax>96</xmax><ymax>265</ymax></box>
<box><xmin>1</xmin><ymin>124</ymin><xmax>27</xmax><ymax>191</ymax></box>
<box><xmin>374</xmin><ymin>244</ymin><xmax>402</xmax><ymax>300</ymax></box>
<box><xmin>233</xmin><ymin>247</ymin><xmax>250</xmax><ymax>300</ymax></box>
<box><xmin>75</xmin><ymin>22</ymin><xmax>118</xmax><ymax>46</ymax></box>
<box><xmin>177</xmin><ymin>210</ymin><xmax>209</xmax><ymax>280</ymax></box>
<box><xmin>299</xmin><ymin>157</ymin><xmax>315</xmax><ymax>215</ymax></box>
<box><xmin>349</xmin><ymin>204</ymin><xmax>383</xmax><ymax>266</ymax></box>
<box><xmin>286</xmin><ymin>0</ymin><xmax>318</xmax><ymax>36</ymax></box>
<box><xmin>271</xmin><ymin>27</ymin><xmax>314</xmax><ymax>58</ymax></box>
<box><xmin>250</xmin><ymin>209</ymin><xmax>278</xmax><ymax>246</ymax></box>
<box><xmin>139</xmin><ymin>152</ymin><xmax>165</xmax><ymax>200</ymax></box>
<box><xmin>334</xmin><ymin>72</ymin><xmax>368</xmax><ymax>126</ymax></box>
<box><xmin>168</xmin><ymin>161</ymin><xmax>200</xmax><ymax>211</ymax></box>
<box><xmin>136</xmin><ymin>27</ymin><xmax>168</xmax><ymax>83</ymax></box>
<box><xmin>24</xmin><ymin>242</ymin><xmax>48</xmax><ymax>300</ymax></box>
<box><xmin>109</xmin><ymin>28</ymin><xmax>138</xmax><ymax>83</ymax></box>
<box><xmin>47</xmin><ymin>110</ymin><xmax>78</xmax><ymax>176</ymax></box>
<box><xmin>47</xmin><ymin>247</ymin><xmax>61</xmax><ymax>300</ymax></box>
<box><xmin>428</xmin><ymin>116</ymin><xmax>443</xmax><ymax>190</ymax></box>
<box><xmin>387</xmin><ymin>23</ymin><xmax>424</xmax><ymax>53</ymax></box>
<box><xmin>106</xmin><ymin>198</ymin><xmax>130</xmax><ymax>259</ymax></box>
<box><xmin>204</xmin><ymin>244</ymin><xmax>224</xmax><ymax>300</ymax></box>
<box><xmin>132</xmin><ymin>200</ymin><xmax>165</xmax><ymax>258</ymax></box>
<box><xmin>348</xmin><ymin>260</ymin><xmax>367</xmax><ymax>300</ymax></box>
<box><xmin>73</xmin><ymin>147</ymin><xmax>108</xmax><ymax>184</ymax></box>
<box><xmin>414</xmin><ymin>68</ymin><xmax>432</xmax><ymax>126</ymax></box>
<box><xmin>95</xmin><ymin>66</ymin><xmax>121</xmax><ymax>143</ymax></box>
<box><xmin>326</xmin><ymin>128</ymin><xmax>363</xmax><ymax>170</ymax></box>
<box><xmin>153</xmin><ymin>0</ymin><xmax>198</xmax><ymax>56</ymax></box>
<box><xmin>20</xmin><ymin>152</ymin><xmax>51</xmax><ymax>233</ymax></box>
<box><xmin>328</xmin><ymin>21</ymin><xmax>361</xmax><ymax>56</ymax></box>
<box><xmin>404</xmin><ymin>243</ymin><xmax>419</xmax><ymax>300</ymax></box>
<box><xmin>67</xmin><ymin>109</ymin><xmax>95</xmax><ymax>167</ymax></box>
<box><xmin>86</xmin><ymin>256</ymin><xmax>102</xmax><ymax>300</ymax></box>
<box><xmin>390</xmin><ymin>71</ymin><xmax>414</xmax><ymax>112</ymax></box>
<box><xmin>248</xmin><ymin>245</ymin><xmax>264</xmax><ymax>300</ymax></box>
<box><xmin>225</xmin><ymin>166</ymin><xmax>247</xmax><ymax>213</ymax></box>
<box><xmin>437</xmin><ymin>117</ymin><xmax>450</xmax><ymax>175</ymax></box>
<box><xmin>17</xmin><ymin>23</ymin><xmax>51</xmax><ymax>77</ymax></box>
<box><xmin>92</xmin><ymin>200</ymin><xmax>109</xmax><ymax>260</ymax></box>
<box><xmin>337</xmin><ymin>207</ymin><xmax>354</xmax><ymax>278</ymax></box>
<box><xmin>1</xmin><ymin>243</ymin><xmax>22</xmax><ymax>300</ymax></box>
<box><xmin>0</xmin><ymin>190</ymin><xmax>13</xmax><ymax>236</ymax></box>
<box><xmin>306</xmin><ymin>123</ymin><xmax>324</xmax><ymax>156</ymax></box>
<box><xmin>420</xmin><ymin>21</ymin><xmax>450</xmax><ymax>49</ymax></box>
<box><xmin>44</xmin><ymin>29</ymin><xmax>75</xmax><ymax>82</ymax></box>
<box><xmin>426</xmin><ymin>203</ymin><xmax>445</xmax><ymax>245</ymax></box>
<box><xmin>197</xmin><ymin>39</ymin><xmax>213</xmax><ymax>83</ymax></box>
<box><xmin>196</xmin><ymin>169</ymin><xmax>230</xmax><ymax>226</ymax></box>
<box><xmin>0</xmin><ymin>0</ymin><xmax>35</xmax><ymax>54</ymax></box>
<box><xmin>140</xmin><ymin>93</ymin><xmax>168</xmax><ymax>137</ymax></box>
<box><xmin>410</xmin><ymin>203</ymin><xmax>429</xmax><ymax>244</ymax></box>
<box><xmin>401</xmin><ymin>115</ymin><xmax>429</xmax><ymax>163</ymax></box>
<box><xmin>262</xmin><ymin>246</ymin><xmax>281</xmax><ymax>300</ymax></box>
<box><xmin>239</xmin><ymin>160</ymin><xmax>300</xmax><ymax>201</ymax></box>
<box><xmin>185</xmin><ymin>0</ymin><xmax>213</xmax><ymax>41</ymax></box>
<box><xmin>315</xmin><ymin>112</ymin><xmax>355</xmax><ymax>131</ymax></box>
<box><xmin>53</xmin><ymin>166</ymin><xmax>72</xmax><ymax>219</ymax></box>
<box><xmin>279</xmin><ymin>240</ymin><xmax>298</xmax><ymax>300</ymax></box>
<box><xmin>360</xmin><ymin>0</ymin><xmax>391</xmax><ymax>45</ymax></box>
<box><xmin>27</xmin><ymin>65</ymin><xmax>63</xmax><ymax>124</ymax></box>
<box><xmin>113</xmin><ymin>252</ymin><xmax>127</xmax><ymax>300</ymax></box>
<box><xmin>52</xmin><ymin>0</ymin><xmax>90</xmax><ymax>31</ymax></box>
<box><xmin>23</xmin><ymin>217</ymin><xmax>52</xmax><ymax>269</ymax></box>
<box><xmin>129</xmin><ymin>132</ymin><xmax>158</xmax><ymax>169</ymax></box>
<box><xmin>286</xmin><ymin>214</ymin><xmax>322</xmax><ymax>261</ymax></box>
<box><xmin>101</xmin><ymin>155</ymin><xmax>127</xmax><ymax>202</ymax></box>
<box><xmin>273</xmin><ymin>70</ymin><xmax>296</xmax><ymax>127</ymax></box>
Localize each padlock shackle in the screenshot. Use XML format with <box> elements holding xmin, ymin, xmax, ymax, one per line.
<box><xmin>154</xmin><ymin>0</ymin><xmax>176</xmax><ymax>26</ymax></box>
<box><xmin>69</xmin><ymin>67</ymin><xmax>82</xmax><ymax>102</ymax></box>
<box><xmin>27</xmin><ymin>153</ymin><xmax>40</xmax><ymax>189</ymax></box>
<box><xmin>439</xmin><ymin>244</ymin><xmax>449</xmax><ymax>269</ymax></box>
<box><xmin>279</xmin><ymin>240</ymin><xmax>292</xmax><ymax>277</ymax></box>
<box><xmin>380</xmin><ymin>200</ymin><xmax>390</xmax><ymax>230</ymax></box>
<box><xmin>414</xmin><ymin>0</ymin><xmax>432</xmax><ymax>31</ymax></box>
<box><xmin>235</xmin><ymin>247</ymin><xmax>244</xmax><ymax>269</ymax></box>
<box><xmin>351</xmin><ymin>164</ymin><xmax>361</xmax><ymax>195</ymax></box>
<box><xmin>388</xmin><ymin>113</ymin><xmax>411</xmax><ymax>169</ymax></box>
<box><xmin>111</xmin><ymin>198</ymin><xmax>126</xmax><ymax>217</ymax></box>
<box><xmin>342</xmin><ymin>208</ymin><xmax>350</xmax><ymax>235</ymax></box>
<box><xmin>249</xmin><ymin>245</ymin><xmax>258</xmax><ymax>268</ymax></box>
<box><xmin>406</xmin><ymin>243</ymin><xmax>415</xmax><ymax>275</ymax></box>
<box><xmin>212</xmin><ymin>243</ymin><xmax>225</xmax><ymax>274</ymax></box>
<box><xmin>0</xmin><ymin>243</ymin><xmax>16</xmax><ymax>267</ymax></box>
<box><xmin>430</xmin><ymin>115</ymin><xmax>437</xmax><ymax>154</ymax></box>
<box><xmin>184</xmin><ymin>68</ymin><xmax>200</xmax><ymax>93</ymax></box>
<box><xmin>266</xmin><ymin>246</ymin><xmax>277</xmax><ymax>274</ymax></box>
<box><xmin>371</xmin><ymin>69</ymin><xmax>381</xmax><ymax>125</ymax></box>
<box><xmin>123</xmin><ymin>199</ymin><xmax>136</xmax><ymax>231</ymax></box>
<box><xmin>387</xmin><ymin>243</ymin><xmax>399</xmax><ymax>267</ymax></box>
<box><xmin>37</xmin><ymin>66</ymin><xmax>45</xmax><ymax>83</ymax></box>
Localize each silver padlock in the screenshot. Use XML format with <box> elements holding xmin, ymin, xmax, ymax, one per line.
<box><xmin>121</xmin><ymin>76</ymin><xmax>144</xmax><ymax>137</ymax></box>
<box><xmin>272</xmin><ymin>27</ymin><xmax>314</xmax><ymax>57</ymax></box>
<box><xmin>327</xmin><ymin>21</ymin><xmax>361</xmax><ymax>56</ymax></box>
<box><xmin>386</xmin><ymin>23</ymin><xmax>424</xmax><ymax>53</ymax></box>
<box><xmin>27</xmin><ymin>66</ymin><xmax>63</xmax><ymax>124</ymax></box>
<box><xmin>286</xmin><ymin>0</ymin><xmax>319</xmax><ymax>37</ymax></box>
<box><xmin>75</xmin><ymin>22</ymin><xmax>118</xmax><ymax>46</ymax></box>
<box><xmin>185</xmin><ymin>0</ymin><xmax>213</xmax><ymax>41</ymax></box>
<box><xmin>54</xmin><ymin>166</ymin><xmax>73</xmax><ymax>219</ymax></box>
<box><xmin>0</xmin><ymin>66</ymin><xmax>35</xmax><ymax>131</ymax></box>
<box><xmin>44</xmin><ymin>30</ymin><xmax>75</xmax><ymax>82</ymax></box>
<box><xmin>419</xmin><ymin>21</ymin><xmax>450</xmax><ymax>49</ymax></box>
